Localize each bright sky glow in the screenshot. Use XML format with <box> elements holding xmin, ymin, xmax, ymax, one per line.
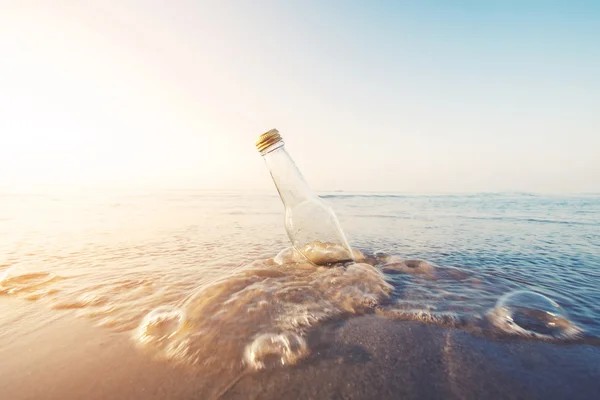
<box><xmin>1</xmin><ymin>1</ymin><xmax>598</xmax><ymax>193</ymax></box>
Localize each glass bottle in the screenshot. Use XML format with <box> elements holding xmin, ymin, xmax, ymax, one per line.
<box><xmin>256</xmin><ymin>129</ymin><xmax>354</xmax><ymax>265</ymax></box>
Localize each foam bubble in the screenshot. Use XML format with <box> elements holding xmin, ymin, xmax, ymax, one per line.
<box><xmin>136</xmin><ymin>306</ymin><xmax>185</xmax><ymax>345</ymax></box>
<box><xmin>244</xmin><ymin>332</ymin><xmax>308</xmax><ymax>370</ymax></box>
<box><xmin>488</xmin><ymin>290</ymin><xmax>582</xmax><ymax>339</ymax></box>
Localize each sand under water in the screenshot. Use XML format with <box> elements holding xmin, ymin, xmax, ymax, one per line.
<box><xmin>1</xmin><ymin>190</ymin><xmax>599</xmax><ymax>399</ymax></box>
<box><xmin>1</xmin><ymin>298</ymin><xmax>599</xmax><ymax>400</ymax></box>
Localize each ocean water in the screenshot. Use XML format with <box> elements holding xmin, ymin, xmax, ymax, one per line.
<box><xmin>1</xmin><ymin>189</ymin><xmax>599</xmax><ymax>369</ymax></box>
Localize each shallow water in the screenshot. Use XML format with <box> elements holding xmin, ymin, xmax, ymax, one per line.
<box><xmin>1</xmin><ymin>189</ymin><xmax>599</xmax><ymax>369</ymax></box>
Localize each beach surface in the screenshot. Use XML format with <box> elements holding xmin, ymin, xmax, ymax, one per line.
<box><xmin>2</xmin><ymin>191</ymin><xmax>599</xmax><ymax>399</ymax></box>
<box><xmin>2</xmin><ymin>298</ymin><xmax>598</xmax><ymax>400</ymax></box>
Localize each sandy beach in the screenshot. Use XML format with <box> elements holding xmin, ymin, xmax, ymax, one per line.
<box><xmin>1</xmin><ymin>297</ymin><xmax>598</xmax><ymax>400</ymax></box>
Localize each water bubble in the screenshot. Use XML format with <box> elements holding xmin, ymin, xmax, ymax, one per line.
<box><xmin>136</xmin><ymin>306</ymin><xmax>185</xmax><ymax>345</ymax></box>
<box><xmin>244</xmin><ymin>332</ymin><xmax>308</xmax><ymax>370</ymax></box>
<box><xmin>489</xmin><ymin>290</ymin><xmax>582</xmax><ymax>339</ymax></box>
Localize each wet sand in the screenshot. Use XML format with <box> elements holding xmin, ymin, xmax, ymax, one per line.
<box><xmin>1</xmin><ymin>299</ymin><xmax>599</xmax><ymax>400</ymax></box>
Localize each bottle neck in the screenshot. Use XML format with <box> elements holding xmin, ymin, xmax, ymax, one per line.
<box><xmin>262</xmin><ymin>144</ymin><xmax>315</xmax><ymax>208</ymax></box>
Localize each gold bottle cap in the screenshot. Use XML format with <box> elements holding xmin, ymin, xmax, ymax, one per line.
<box><xmin>256</xmin><ymin>129</ymin><xmax>283</xmax><ymax>153</ymax></box>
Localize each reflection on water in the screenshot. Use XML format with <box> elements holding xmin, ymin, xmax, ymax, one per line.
<box><xmin>0</xmin><ymin>190</ymin><xmax>599</xmax><ymax>370</ymax></box>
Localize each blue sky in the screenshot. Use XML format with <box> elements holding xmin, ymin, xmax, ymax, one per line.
<box><xmin>1</xmin><ymin>1</ymin><xmax>598</xmax><ymax>192</ymax></box>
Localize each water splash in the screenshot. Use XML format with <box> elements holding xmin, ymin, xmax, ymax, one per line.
<box><xmin>379</xmin><ymin>256</ymin><xmax>437</xmax><ymax>276</ymax></box>
<box><xmin>136</xmin><ymin>306</ymin><xmax>186</xmax><ymax>345</ymax></box>
<box><xmin>133</xmin><ymin>247</ymin><xmax>392</xmax><ymax>369</ymax></box>
<box><xmin>379</xmin><ymin>308</ymin><xmax>467</xmax><ymax>327</ymax></box>
<box><xmin>244</xmin><ymin>332</ymin><xmax>308</xmax><ymax>370</ymax></box>
<box><xmin>1</xmin><ymin>238</ymin><xmax>593</xmax><ymax>373</ymax></box>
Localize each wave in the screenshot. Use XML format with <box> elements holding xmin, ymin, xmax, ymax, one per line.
<box><xmin>457</xmin><ymin>215</ymin><xmax>598</xmax><ymax>226</ymax></box>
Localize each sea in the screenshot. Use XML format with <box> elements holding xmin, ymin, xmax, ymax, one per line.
<box><xmin>1</xmin><ymin>189</ymin><xmax>599</xmax><ymax>371</ymax></box>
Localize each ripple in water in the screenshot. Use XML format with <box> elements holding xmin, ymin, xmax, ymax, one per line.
<box><xmin>0</xmin><ymin>262</ymin><xmax>62</xmax><ymax>297</ymax></box>
<box><xmin>488</xmin><ymin>290</ymin><xmax>583</xmax><ymax>340</ymax></box>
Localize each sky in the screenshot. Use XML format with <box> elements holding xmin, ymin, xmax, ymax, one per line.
<box><xmin>0</xmin><ymin>1</ymin><xmax>599</xmax><ymax>193</ymax></box>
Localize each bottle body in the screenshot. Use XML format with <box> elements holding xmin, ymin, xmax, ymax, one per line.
<box><xmin>257</xmin><ymin>129</ymin><xmax>354</xmax><ymax>265</ymax></box>
<box><xmin>283</xmin><ymin>197</ymin><xmax>354</xmax><ymax>265</ymax></box>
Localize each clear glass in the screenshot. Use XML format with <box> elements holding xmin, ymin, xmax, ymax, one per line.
<box><xmin>261</xmin><ymin>141</ymin><xmax>354</xmax><ymax>265</ymax></box>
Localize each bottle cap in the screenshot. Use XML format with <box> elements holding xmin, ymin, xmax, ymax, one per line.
<box><xmin>256</xmin><ymin>129</ymin><xmax>283</xmax><ymax>153</ymax></box>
